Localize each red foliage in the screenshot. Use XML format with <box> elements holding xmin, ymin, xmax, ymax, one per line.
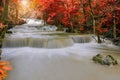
<box><xmin>36</xmin><ymin>0</ymin><xmax>120</xmax><ymax>35</ymax></box>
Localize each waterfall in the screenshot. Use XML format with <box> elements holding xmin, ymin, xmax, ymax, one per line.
<box><xmin>2</xmin><ymin>38</ymin><xmax>28</xmax><ymax>47</ymax></box>
<box><xmin>3</xmin><ymin>34</ymin><xmax>93</xmax><ymax>48</ymax></box>
<box><xmin>3</xmin><ymin>20</ymin><xmax>93</xmax><ymax>48</ymax></box>
<box><xmin>70</xmin><ymin>35</ymin><xmax>92</xmax><ymax>43</ymax></box>
<box><xmin>2</xmin><ymin>37</ymin><xmax>74</xmax><ymax>48</ymax></box>
<box><xmin>29</xmin><ymin>37</ymin><xmax>74</xmax><ymax>48</ymax></box>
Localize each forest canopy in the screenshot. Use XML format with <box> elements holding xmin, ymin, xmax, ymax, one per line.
<box><xmin>0</xmin><ymin>0</ymin><xmax>120</xmax><ymax>39</ymax></box>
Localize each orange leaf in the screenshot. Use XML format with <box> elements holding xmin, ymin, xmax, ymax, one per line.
<box><xmin>2</xmin><ymin>66</ymin><xmax>12</xmax><ymax>71</ymax></box>
<box><xmin>0</xmin><ymin>61</ymin><xmax>9</xmax><ymax>65</ymax></box>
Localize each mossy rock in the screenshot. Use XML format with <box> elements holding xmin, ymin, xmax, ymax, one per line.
<box><xmin>92</xmin><ymin>54</ymin><xmax>118</xmax><ymax>66</ymax></box>
<box><xmin>6</xmin><ymin>30</ymin><xmax>12</xmax><ymax>34</ymax></box>
<box><xmin>92</xmin><ymin>54</ymin><xmax>102</xmax><ymax>64</ymax></box>
<box><xmin>102</xmin><ymin>55</ymin><xmax>118</xmax><ymax>65</ymax></box>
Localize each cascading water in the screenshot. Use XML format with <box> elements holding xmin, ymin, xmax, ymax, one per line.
<box><xmin>2</xmin><ymin>19</ymin><xmax>120</xmax><ymax>80</ymax></box>
<box><xmin>70</xmin><ymin>35</ymin><xmax>92</xmax><ymax>43</ymax></box>
<box><xmin>3</xmin><ymin>21</ymin><xmax>92</xmax><ymax>48</ymax></box>
<box><xmin>3</xmin><ymin>36</ymin><xmax>74</xmax><ymax>48</ymax></box>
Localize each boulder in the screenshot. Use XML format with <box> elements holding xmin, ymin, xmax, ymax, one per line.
<box><xmin>92</xmin><ymin>54</ymin><xmax>118</xmax><ymax>66</ymax></box>
<box><xmin>112</xmin><ymin>38</ymin><xmax>120</xmax><ymax>46</ymax></box>
<box><xmin>6</xmin><ymin>30</ymin><xmax>12</xmax><ymax>34</ymax></box>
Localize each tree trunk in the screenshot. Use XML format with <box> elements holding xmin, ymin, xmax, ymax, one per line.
<box><xmin>2</xmin><ymin>0</ymin><xmax>9</xmax><ymax>24</ymax></box>
<box><xmin>88</xmin><ymin>0</ymin><xmax>96</xmax><ymax>35</ymax></box>
<box><xmin>97</xmin><ymin>30</ymin><xmax>102</xmax><ymax>43</ymax></box>
<box><xmin>0</xmin><ymin>25</ymin><xmax>8</xmax><ymax>60</ymax></box>
<box><xmin>88</xmin><ymin>0</ymin><xmax>102</xmax><ymax>43</ymax></box>
<box><xmin>113</xmin><ymin>14</ymin><xmax>116</xmax><ymax>39</ymax></box>
<box><xmin>113</xmin><ymin>3</ymin><xmax>117</xmax><ymax>39</ymax></box>
<box><xmin>15</xmin><ymin>5</ymin><xmax>19</xmax><ymax>24</ymax></box>
<box><xmin>93</xmin><ymin>18</ymin><xmax>96</xmax><ymax>35</ymax></box>
<box><xmin>0</xmin><ymin>0</ymin><xmax>4</xmax><ymax>21</ymax></box>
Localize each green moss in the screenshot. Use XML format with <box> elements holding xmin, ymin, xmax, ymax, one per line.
<box><xmin>92</xmin><ymin>54</ymin><xmax>118</xmax><ymax>66</ymax></box>
<box><xmin>92</xmin><ymin>54</ymin><xmax>102</xmax><ymax>64</ymax></box>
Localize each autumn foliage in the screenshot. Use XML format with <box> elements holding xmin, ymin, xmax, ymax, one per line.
<box><xmin>0</xmin><ymin>61</ymin><xmax>12</xmax><ymax>80</ymax></box>
<box><xmin>34</xmin><ymin>0</ymin><xmax>120</xmax><ymax>37</ymax></box>
<box><xmin>0</xmin><ymin>0</ymin><xmax>120</xmax><ymax>37</ymax></box>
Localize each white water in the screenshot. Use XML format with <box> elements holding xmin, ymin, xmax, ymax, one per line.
<box><xmin>3</xmin><ymin>22</ymin><xmax>91</xmax><ymax>48</ymax></box>
<box><xmin>2</xmin><ymin>19</ymin><xmax>120</xmax><ymax>80</ymax></box>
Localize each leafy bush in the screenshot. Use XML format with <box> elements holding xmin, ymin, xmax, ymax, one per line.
<box><xmin>0</xmin><ymin>61</ymin><xmax>12</xmax><ymax>80</ymax></box>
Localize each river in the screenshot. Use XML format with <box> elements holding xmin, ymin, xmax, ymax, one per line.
<box><xmin>2</xmin><ymin>19</ymin><xmax>120</xmax><ymax>80</ymax></box>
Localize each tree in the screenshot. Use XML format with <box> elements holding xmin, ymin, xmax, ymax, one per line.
<box><xmin>8</xmin><ymin>0</ymin><xmax>19</xmax><ymax>24</ymax></box>
<box><xmin>38</xmin><ymin>0</ymin><xmax>120</xmax><ymax>38</ymax></box>
<box><xmin>0</xmin><ymin>0</ymin><xmax>4</xmax><ymax>21</ymax></box>
<box><xmin>112</xmin><ymin>0</ymin><xmax>120</xmax><ymax>39</ymax></box>
<box><xmin>2</xmin><ymin>0</ymin><xmax>9</xmax><ymax>24</ymax></box>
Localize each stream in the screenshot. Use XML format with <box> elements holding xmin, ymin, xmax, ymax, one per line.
<box><xmin>1</xmin><ymin>19</ymin><xmax>120</xmax><ymax>80</ymax></box>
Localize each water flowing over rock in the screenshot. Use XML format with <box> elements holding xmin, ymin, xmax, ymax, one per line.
<box><xmin>70</xmin><ymin>35</ymin><xmax>92</xmax><ymax>43</ymax></box>
<box><xmin>3</xmin><ymin>20</ymin><xmax>93</xmax><ymax>48</ymax></box>
<box><xmin>3</xmin><ymin>37</ymin><xmax>74</xmax><ymax>48</ymax></box>
<box><xmin>3</xmin><ymin>35</ymin><xmax>93</xmax><ymax>48</ymax></box>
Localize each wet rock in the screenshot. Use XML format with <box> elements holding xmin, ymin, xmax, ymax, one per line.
<box><xmin>92</xmin><ymin>54</ymin><xmax>102</xmax><ymax>64</ymax></box>
<box><xmin>112</xmin><ymin>38</ymin><xmax>120</xmax><ymax>46</ymax></box>
<box><xmin>6</xmin><ymin>30</ymin><xmax>12</xmax><ymax>34</ymax></box>
<box><xmin>92</xmin><ymin>54</ymin><xmax>118</xmax><ymax>66</ymax></box>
